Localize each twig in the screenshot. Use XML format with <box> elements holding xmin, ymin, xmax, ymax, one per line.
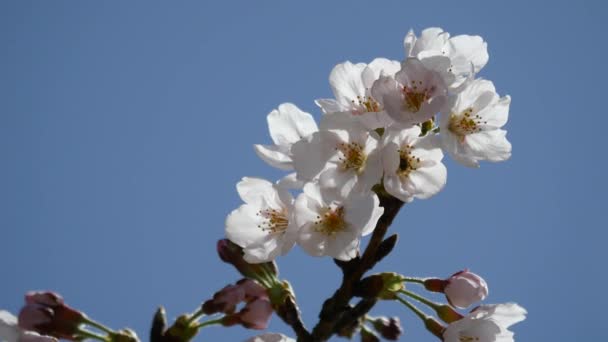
<box><xmin>306</xmin><ymin>193</ymin><xmax>404</xmax><ymax>341</ymax></box>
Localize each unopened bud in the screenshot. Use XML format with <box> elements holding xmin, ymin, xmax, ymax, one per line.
<box><xmin>435</xmin><ymin>305</ymin><xmax>464</xmax><ymax>324</ymax></box>
<box><xmin>371</xmin><ymin>317</ymin><xmax>402</xmax><ymax>340</ymax></box>
<box><xmin>444</xmin><ymin>270</ymin><xmax>488</xmax><ymax>309</ymax></box>
<box><xmin>18</xmin><ymin>291</ymin><xmax>86</xmax><ymax>340</ymax></box>
<box><xmin>217</xmin><ymin>239</ymin><xmax>278</xmax><ymax>285</ymax></box>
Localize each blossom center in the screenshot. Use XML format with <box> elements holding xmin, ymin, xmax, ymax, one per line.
<box><xmin>397</xmin><ymin>144</ymin><xmax>420</xmax><ymax>178</ymax></box>
<box><xmin>402</xmin><ymin>80</ymin><xmax>435</xmax><ymax>113</ymax></box>
<box><xmin>351</xmin><ymin>94</ymin><xmax>381</xmax><ymax>114</ymax></box>
<box><xmin>337</xmin><ymin>142</ymin><xmax>367</xmax><ymax>173</ymax></box>
<box><xmin>448</xmin><ymin>107</ymin><xmax>486</xmax><ymax>138</ymax></box>
<box><xmin>314</xmin><ymin>206</ymin><xmax>346</xmax><ymax>236</ymax></box>
<box><xmin>257</xmin><ymin>208</ymin><xmax>289</xmax><ymax>234</ymax></box>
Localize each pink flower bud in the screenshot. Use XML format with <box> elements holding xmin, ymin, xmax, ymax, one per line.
<box><xmin>217</xmin><ymin>239</ymin><xmax>278</xmax><ymax>282</ymax></box>
<box><xmin>18</xmin><ymin>291</ymin><xmax>85</xmax><ymax>340</ymax></box>
<box><xmin>202</xmin><ymin>279</ymin><xmax>268</xmax><ymax>315</ymax></box>
<box><xmin>238</xmin><ymin>298</ymin><xmax>273</xmax><ymax>330</ymax></box>
<box><xmin>202</xmin><ymin>284</ymin><xmax>245</xmax><ymax>314</ymax></box>
<box><xmin>444</xmin><ymin>270</ymin><xmax>488</xmax><ymax>309</ymax></box>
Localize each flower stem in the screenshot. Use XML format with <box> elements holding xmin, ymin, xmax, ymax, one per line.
<box><xmin>187</xmin><ymin>307</ymin><xmax>206</xmax><ymax>324</ymax></box>
<box><xmin>76</xmin><ymin>328</ymin><xmax>109</xmax><ymax>342</ymax></box>
<box><xmin>81</xmin><ymin>317</ymin><xmax>115</xmax><ymax>335</ymax></box>
<box><xmin>399</xmin><ymin>289</ymin><xmax>441</xmax><ymax>310</ymax></box>
<box><xmin>195</xmin><ymin>317</ymin><xmax>224</xmax><ymax>329</ymax></box>
<box><xmin>402</xmin><ymin>277</ymin><xmax>426</xmax><ymax>285</ymax></box>
<box><xmin>395</xmin><ymin>296</ymin><xmax>429</xmax><ymax>322</ymax></box>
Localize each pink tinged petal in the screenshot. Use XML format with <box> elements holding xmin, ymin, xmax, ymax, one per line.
<box><xmin>237</xmin><ymin>279</ymin><xmax>268</xmax><ymax>301</ymax></box>
<box><xmin>444</xmin><ymin>271</ymin><xmax>488</xmax><ymax>309</ymax></box>
<box><xmin>254</xmin><ymin>144</ymin><xmax>293</xmax><ymax>170</ymax></box>
<box><xmin>25</xmin><ymin>293</ymin><xmax>63</xmax><ymax>307</ymax></box>
<box><xmin>240</xmin><ymin>298</ymin><xmax>273</xmax><ymax>330</ymax></box>
<box><xmin>213</xmin><ymin>285</ymin><xmax>246</xmax><ymax>313</ymax></box>
<box><xmin>465</xmin><ymin>130</ymin><xmax>512</xmax><ymax>162</ymax></box>
<box><xmin>17</xmin><ymin>306</ymin><xmax>52</xmax><ymax>331</ymax></box>
<box><xmin>329</xmin><ymin>61</ymin><xmax>367</xmax><ymax>107</ymax></box>
<box><xmin>267</xmin><ymin>103</ymin><xmax>317</xmax><ymax>146</ymax></box>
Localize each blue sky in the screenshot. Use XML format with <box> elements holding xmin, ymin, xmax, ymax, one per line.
<box><xmin>1</xmin><ymin>1</ymin><xmax>606</xmax><ymax>341</ymax></box>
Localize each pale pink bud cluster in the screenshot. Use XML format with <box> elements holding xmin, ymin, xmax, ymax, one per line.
<box><xmin>203</xmin><ymin>279</ymin><xmax>273</xmax><ymax>330</ymax></box>
<box><xmin>18</xmin><ymin>291</ymin><xmax>85</xmax><ymax>341</ymax></box>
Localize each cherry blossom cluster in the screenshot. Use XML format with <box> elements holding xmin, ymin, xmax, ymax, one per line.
<box><xmin>224</xmin><ymin>27</ymin><xmax>525</xmax><ymax>341</ymax></box>
<box><xmin>226</xmin><ymin>27</ymin><xmax>511</xmax><ymax>263</ymax></box>
<box><xmin>1</xmin><ymin>27</ymin><xmax>525</xmax><ymax>342</ymax></box>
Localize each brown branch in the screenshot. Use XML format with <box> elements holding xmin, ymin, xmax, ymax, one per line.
<box><xmin>305</xmin><ymin>193</ymin><xmax>404</xmax><ymax>341</ymax></box>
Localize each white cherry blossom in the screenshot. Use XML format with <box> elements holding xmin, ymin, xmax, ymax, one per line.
<box><xmin>439</xmin><ymin>79</ymin><xmax>511</xmax><ymax>167</ymax></box>
<box><xmin>371</xmin><ymin>58</ymin><xmax>449</xmax><ymax>126</ymax></box>
<box><xmin>316</xmin><ymin>58</ymin><xmax>400</xmax><ymax>130</ymax></box>
<box><xmin>0</xmin><ymin>310</ymin><xmax>56</xmax><ymax>342</ymax></box>
<box><xmin>254</xmin><ymin>103</ymin><xmax>318</xmax><ymax>170</ymax></box>
<box><xmin>443</xmin><ymin>303</ymin><xmax>527</xmax><ymax>342</ymax></box>
<box><xmin>404</xmin><ymin>27</ymin><xmax>489</xmax><ymax>90</ymax></box>
<box><xmin>291</xmin><ymin>117</ymin><xmax>383</xmax><ymax>196</ymax></box>
<box><xmin>295</xmin><ymin>182</ymin><xmax>384</xmax><ymax>261</ymax></box>
<box><xmin>382</xmin><ymin>125</ymin><xmax>447</xmax><ymax>202</ymax></box>
<box><xmin>225</xmin><ymin>177</ymin><xmax>298</xmax><ymax>263</ymax></box>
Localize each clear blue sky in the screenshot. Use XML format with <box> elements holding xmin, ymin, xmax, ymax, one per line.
<box><xmin>1</xmin><ymin>1</ymin><xmax>605</xmax><ymax>341</ymax></box>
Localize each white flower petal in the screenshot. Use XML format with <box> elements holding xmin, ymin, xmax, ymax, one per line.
<box><xmin>236</xmin><ymin>177</ymin><xmax>276</xmax><ymax>206</ymax></box>
<box><xmin>225</xmin><ymin>204</ymin><xmax>267</xmax><ymax>247</ymax></box>
<box><xmin>465</xmin><ymin>130</ymin><xmax>512</xmax><ymax>162</ymax></box>
<box><xmin>254</xmin><ymin>144</ymin><xmax>293</xmax><ymax>170</ymax></box>
<box><xmin>447</xmin><ymin>34</ymin><xmax>489</xmax><ymax>73</ymax></box>
<box><xmin>329</xmin><ymin>61</ymin><xmax>367</xmax><ymax>107</ymax></box>
<box><xmin>268</xmin><ymin>103</ymin><xmax>318</xmax><ymax>146</ymax></box>
<box><xmin>315</xmin><ymin>98</ymin><xmax>346</xmax><ymax>114</ymax></box>
<box><xmin>277</xmin><ymin>172</ymin><xmax>304</xmax><ymax>189</ymax></box>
